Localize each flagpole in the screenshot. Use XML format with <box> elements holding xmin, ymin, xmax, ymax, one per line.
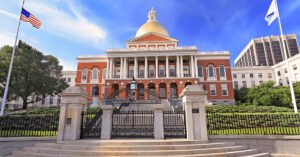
<box><xmin>0</xmin><ymin>0</ymin><xmax>25</xmax><ymax>116</ymax></box>
<box><xmin>274</xmin><ymin>0</ymin><xmax>298</xmax><ymax>113</ymax></box>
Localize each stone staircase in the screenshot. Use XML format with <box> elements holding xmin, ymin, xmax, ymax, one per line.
<box><xmin>12</xmin><ymin>140</ymin><xmax>270</xmax><ymax>157</ymax></box>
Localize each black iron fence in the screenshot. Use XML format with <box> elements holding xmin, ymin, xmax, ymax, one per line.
<box><xmin>0</xmin><ymin>114</ymin><xmax>59</xmax><ymax>137</ymax></box>
<box><xmin>207</xmin><ymin>113</ymin><xmax>300</xmax><ymax>135</ymax></box>
<box><xmin>163</xmin><ymin>110</ymin><xmax>186</xmax><ymax>138</ymax></box>
<box><xmin>103</xmin><ymin>99</ymin><xmax>161</xmax><ymax>105</ymax></box>
<box><xmin>112</xmin><ymin>110</ymin><xmax>154</xmax><ymax>138</ymax></box>
<box><xmin>80</xmin><ymin>109</ymin><xmax>103</xmax><ymax>138</ymax></box>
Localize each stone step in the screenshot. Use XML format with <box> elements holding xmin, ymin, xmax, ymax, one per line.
<box><xmin>57</xmin><ymin>139</ymin><xmax>208</xmax><ymax>146</ymax></box>
<box><xmin>242</xmin><ymin>153</ymin><xmax>271</xmax><ymax>157</ymax></box>
<box><xmin>22</xmin><ymin>145</ymin><xmax>248</xmax><ymax>156</ymax></box>
<box><xmin>271</xmin><ymin>155</ymin><xmax>300</xmax><ymax>157</ymax></box>
<box><xmin>13</xmin><ymin>149</ymin><xmax>263</xmax><ymax>157</ymax></box>
<box><xmin>35</xmin><ymin>142</ymin><xmax>236</xmax><ymax>151</ymax></box>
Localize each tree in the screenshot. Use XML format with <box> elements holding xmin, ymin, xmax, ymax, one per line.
<box><xmin>0</xmin><ymin>41</ymin><xmax>69</xmax><ymax>109</ymax></box>
<box><xmin>234</xmin><ymin>87</ymin><xmax>249</xmax><ymax>104</ymax></box>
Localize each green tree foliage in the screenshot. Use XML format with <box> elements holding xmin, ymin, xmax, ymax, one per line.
<box><xmin>0</xmin><ymin>41</ymin><xmax>69</xmax><ymax>109</ymax></box>
<box><xmin>235</xmin><ymin>81</ymin><xmax>300</xmax><ymax>108</ymax></box>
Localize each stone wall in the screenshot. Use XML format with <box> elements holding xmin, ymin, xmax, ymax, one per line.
<box><xmin>209</xmin><ymin>135</ymin><xmax>300</xmax><ymax>154</ymax></box>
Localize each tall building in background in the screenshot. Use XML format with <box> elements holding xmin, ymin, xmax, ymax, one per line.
<box><xmin>234</xmin><ymin>34</ymin><xmax>299</xmax><ymax>67</ymax></box>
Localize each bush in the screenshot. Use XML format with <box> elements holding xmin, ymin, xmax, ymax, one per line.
<box><xmin>206</xmin><ymin>105</ymin><xmax>293</xmax><ymax>113</ymax></box>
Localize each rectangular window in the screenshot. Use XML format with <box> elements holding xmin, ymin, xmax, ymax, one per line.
<box><xmin>258</xmin><ymin>73</ymin><xmax>263</xmax><ymax>78</ymax></box>
<box><xmin>251</xmin><ymin>81</ymin><xmax>255</xmax><ymax>87</ymax></box>
<box><xmin>159</xmin><ymin>65</ymin><xmax>165</xmax><ymax>77</ymax></box>
<box><xmin>210</xmin><ymin>84</ymin><xmax>216</xmax><ymax>96</ymax></box>
<box><xmin>183</xmin><ymin>65</ymin><xmax>190</xmax><ymax>77</ymax></box>
<box><xmin>233</xmin><ymin>73</ymin><xmax>237</xmax><ymax>78</ymax></box>
<box><xmin>250</xmin><ymin>73</ymin><xmax>254</xmax><ymax>78</ymax></box>
<box><xmin>234</xmin><ymin>81</ymin><xmax>239</xmax><ymax>89</ymax></box>
<box><xmin>50</xmin><ymin>96</ymin><xmax>53</xmax><ymax>104</ymax></box>
<box><xmin>149</xmin><ymin>65</ymin><xmax>155</xmax><ymax>77</ymax></box>
<box><xmin>285</xmin><ymin>68</ymin><xmax>288</xmax><ymax>73</ymax></box>
<box><xmin>242</xmin><ymin>74</ymin><xmax>245</xmax><ymax>78</ymax></box>
<box><xmin>169</xmin><ymin>65</ymin><xmax>176</xmax><ymax>77</ymax></box>
<box><xmin>259</xmin><ymin>81</ymin><xmax>263</xmax><ymax>84</ymax></box>
<box><xmin>129</xmin><ymin>66</ymin><xmax>134</xmax><ymax>77</ymax></box>
<box><xmin>139</xmin><ymin>66</ymin><xmax>145</xmax><ymax>78</ymax></box>
<box><xmin>221</xmin><ymin>84</ymin><xmax>228</xmax><ymax>96</ymax></box>
<box><xmin>268</xmin><ymin>73</ymin><xmax>272</xmax><ymax>78</ymax></box>
<box><xmin>242</xmin><ymin>81</ymin><xmax>247</xmax><ymax>88</ymax></box>
<box><xmin>68</xmin><ymin>78</ymin><xmax>71</xmax><ymax>82</ymax></box>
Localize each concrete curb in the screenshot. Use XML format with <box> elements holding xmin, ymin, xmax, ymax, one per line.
<box><xmin>0</xmin><ymin>136</ymin><xmax>57</xmax><ymax>142</ymax></box>
<box><xmin>209</xmin><ymin>135</ymin><xmax>300</xmax><ymax>140</ymax></box>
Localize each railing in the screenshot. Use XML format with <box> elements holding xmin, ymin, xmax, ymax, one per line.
<box><xmin>207</xmin><ymin>113</ymin><xmax>300</xmax><ymax>135</ymax></box>
<box><xmin>103</xmin><ymin>99</ymin><xmax>161</xmax><ymax>105</ymax></box>
<box><xmin>112</xmin><ymin>110</ymin><xmax>154</xmax><ymax>138</ymax></box>
<box><xmin>0</xmin><ymin>114</ymin><xmax>59</xmax><ymax>137</ymax></box>
<box><xmin>163</xmin><ymin>110</ymin><xmax>186</xmax><ymax>138</ymax></box>
<box><xmin>80</xmin><ymin>109</ymin><xmax>103</xmax><ymax>138</ymax></box>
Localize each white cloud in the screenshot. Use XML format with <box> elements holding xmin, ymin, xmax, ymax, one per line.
<box><xmin>28</xmin><ymin>1</ymin><xmax>107</xmax><ymax>46</ymax></box>
<box><xmin>0</xmin><ymin>32</ymin><xmax>15</xmax><ymax>47</ymax></box>
<box><xmin>0</xmin><ymin>9</ymin><xmax>18</xmax><ymax>20</ymax></box>
<box><xmin>60</xmin><ymin>59</ymin><xmax>76</xmax><ymax>71</ymax></box>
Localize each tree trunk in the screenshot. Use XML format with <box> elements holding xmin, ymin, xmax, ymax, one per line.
<box><xmin>22</xmin><ymin>98</ymin><xmax>28</xmax><ymax>109</ymax></box>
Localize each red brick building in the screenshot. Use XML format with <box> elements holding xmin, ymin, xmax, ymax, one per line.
<box><xmin>75</xmin><ymin>8</ymin><xmax>235</xmax><ymax>105</ymax></box>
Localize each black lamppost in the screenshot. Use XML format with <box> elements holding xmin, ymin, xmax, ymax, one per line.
<box><xmin>130</xmin><ymin>76</ymin><xmax>137</xmax><ymax>101</ymax></box>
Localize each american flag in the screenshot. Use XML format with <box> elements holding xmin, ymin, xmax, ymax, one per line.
<box><xmin>20</xmin><ymin>8</ymin><xmax>42</xmax><ymax>29</ymax></box>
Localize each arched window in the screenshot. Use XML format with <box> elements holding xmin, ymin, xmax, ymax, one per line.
<box><xmin>159</xmin><ymin>83</ymin><xmax>166</xmax><ymax>98</ymax></box>
<box><xmin>198</xmin><ymin>65</ymin><xmax>203</xmax><ymax>77</ymax></box>
<box><xmin>137</xmin><ymin>84</ymin><xmax>145</xmax><ymax>99</ymax></box>
<box><xmin>92</xmin><ymin>68</ymin><xmax>98</xmax><ymax>80</ymax></box>
<box><xmin>148</xmin><ymin>83</ymin><xmax>156</xmax><ymax>99</ymax></box>
<box><xmin>112</xmin><ymin>84</ymin><xmax>119</xmax><ymax>98</ymax></box>
<box><xmin>82</xmin><ymin>68</ymin><xmax>87</xmax><ymax>80</ymax></box>
<box><xmin>219</xmin><ymin>65</ymin><xmax>226</xmax><ymax>78</ymax></box>
<box><xmin>170</xmin><ymin>83</ymin><xmax>178</xmax><ymax>98</ymax></box>
<box><xmin>207</xmin><ymin>65</ymin><xmax>216</xmax><ymax>78</ymax></box>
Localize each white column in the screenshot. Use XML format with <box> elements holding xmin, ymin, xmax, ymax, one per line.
<box><xmin>112</xmin><ymin>59</ymin><xmax>115</xmax><ymax>79</ymax></box>
<box><xmin>180</xmin><ymin>56</ymin><xmax>184</xmax><ymax>77</ymax></box>
<box><xmin>195</xmin><ymin>56</ymin><xmax>198</xmax><ymax>77</ymax></box>
<box><xmin>191</xmin><ymin>56</ymin><xmax>194</xmax><ymax>77</ymax></box>
<box><xmin>176</xmin><ymin>56</ymin><xmax>180</xmax><ymax>77</ymax></box>
<box><xmin>134</xmin><ymin>57</ymin><xmax>137</xmax><ymax>78</ymax></box>
<box><xmin>166</xmin><ymin>56</ymin><xmax>169</xmax><ymax>78</ymax></box>
<box><xmin>145</xmin><ymin>56</ymin><xmax>148</xmax><ymax>78</ymax></box>
<box><xmin>120</xmin><ymin>57</ymin><xmax>123</xmax><ymax>79</ymax></box>
<box><xmin>124</xmin><ymin>57</ymin><xmax>127</xmax><ymax>79</ymax></box>
<box><xmin>155</xmin><ymin>56</ymin><xmax>158</xmax><ymax>78</ymax></box>
<box><xmin>109</xmin><ymin>58</ymin><xmax>113</xmax><ymax>79</ymax></box>
<box><xmin>106</xmin><ymin>58</ymin><xmax>110</xmax><ymax>79</ymax></box>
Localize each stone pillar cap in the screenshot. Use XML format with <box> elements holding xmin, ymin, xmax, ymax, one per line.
<box><xmin>180</xmin><ymin>85</ymin><xmax>207</xmax><ymax>97</ymax></box>
<box><xmin>61</xmin><ymin>87</ymin><xmax>88</xmax><ymax>97</ymax></box>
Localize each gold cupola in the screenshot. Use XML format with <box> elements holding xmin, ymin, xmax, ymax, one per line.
<box><xmin>135</xmin><ymin>7</ymin><xmax>169</xmax><ymax>37</ymax></box>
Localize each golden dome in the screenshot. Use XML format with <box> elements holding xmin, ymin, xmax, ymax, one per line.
<box><xmin>135</xmin><ymin>7</ymin><xmax>169</xmax><ymax>37</ymax></box>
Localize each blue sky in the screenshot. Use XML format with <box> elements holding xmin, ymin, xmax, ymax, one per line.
<box><xmin>0</xmin><ymin>0</ymin><xmax>300</xmax><ymax>70</ymax></box>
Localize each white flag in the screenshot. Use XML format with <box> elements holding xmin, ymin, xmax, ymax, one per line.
<box><xmin>265</xmin><ymin>0</ymin><xmax>279</xmax><ymax>26</ymax></box>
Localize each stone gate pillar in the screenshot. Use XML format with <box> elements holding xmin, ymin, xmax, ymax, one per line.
<box><xmin>180</xmin><ymin>85</ymin><xmax>208</xmax><ymax>141</ymax></box>
<box><xmin>57</xmin><ymin>87</ymin><xmax>88</xmax><ymax>141</ymax></box>
<box><xmin>101</xmin><ymin>105</ymin><xmax>115</xmax><ymax>139</ymax></box>
<box><xmin>153</xmin><ymin>105</ymin><xmax>164</xmax><ymax>139</ymax></box>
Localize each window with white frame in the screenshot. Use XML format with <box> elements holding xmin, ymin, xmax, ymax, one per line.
<box><xmin>251</xmin><ymin>81</ymin><xmax>255</xmax><ymax>87</ymax></box>
<box><xmin>82</xmin><ymin>68</ymin><xmax>87</xmax><ymax>80</ymax></box>
<box><xmin>210</xmin><ymin>84</ymin><xmax>216</xmax><ymax>96</ymax></box>
<box><xmin>207</xmin><ymin>65</ymin><xmax>216</xmax><ymax>78</ymax></box>
<box><xmin>234</xmin><ymin>81</ymin><xmax>238</xmax><ymax>89</ymax></box>
<box><xmin>169</xmin><ymin>65</ymin><xmax>176</xmax><ymax>77</ymax></box>
<box><xmin>149</xmin><ymin>65</ymin><xmax>155</xmax><ymax>77</ymax></box>
<box><xmin>139</xmin><ymin>66</ymin><xmax>145</xmax><ymax>78</ymax></box>
<box><xmin>219</xmin><ymin>65</ymin><xmax>226</xmax><ymax>78</ymax></box>
<box><xmin>129</xmin><ymin>66</ymin><xmax>134</xmax><ymax>77</ymax></box>
<box><xmin>221</xmin><ymin>84</ymin><xmax>228</xmax><ymax>96</ymax></box>
<box><xmin>102</xmin><ymin>68</ymin><xmax>107</xmax><ymax>80</ymax></box>
<box><xmin>159</xmin><ymin>65</ymin><xmax>165</xmax><ymax>77</ymax></box>
<box><xmin>198</xmin><ymin>65</ymin><xmax>203</xmax><ymax>77</ymax></box>
<box><xmin>183</xmin><ymin>65</ymin><xmax>190</xmax><ymax>77</ymax></box>
<box><xmin>92</xmin><ymin>68</ymin><xmax>98</xmax><ymax>80</ymax></box>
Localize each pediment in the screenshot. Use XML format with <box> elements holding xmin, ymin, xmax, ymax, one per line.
<box><xmin>127</xmin><ymin>32</ymin><xmax>178</xmax><ymax>43</ymax></box>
